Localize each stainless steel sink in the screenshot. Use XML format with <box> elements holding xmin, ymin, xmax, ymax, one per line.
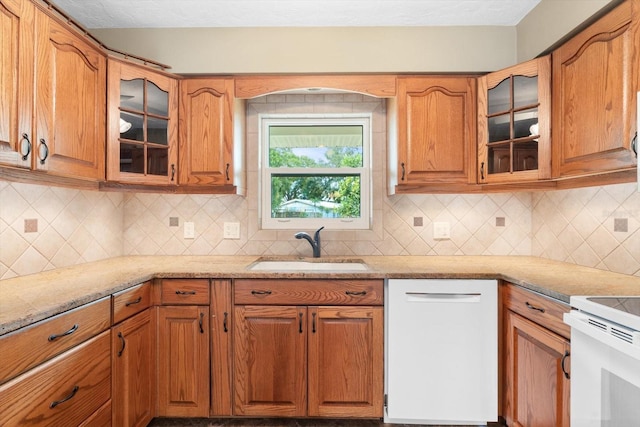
<box><xmin>247</xmin><ymin>258</ymin><xmax>368</xmax><ymax>271</ymax></box>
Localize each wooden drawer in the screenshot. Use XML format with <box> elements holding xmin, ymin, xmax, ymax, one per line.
<box><xmin>503</xmin><ymin>283</ymin><xmax>570</xmax><ymax>339</ymax></box>
<box><xmin>0</xmin><ymin>331</ymin><xmax>111</xmax><ymax>427</ymax></box>
<box><xmin>234</xmin><ymin>279</ymin><xmax>384</xmax><ymax>306</ymax></box>
<box><xmin>0</xmin><ymin>297</ymin><xmax>111</xmax><ymax>384</ymax></box>
<box><xmin>161</xmin><ymin>279</ymin><xmax>210</xmax><ymax>305</ymax></box>
<box><xmin>112</xmin><ymin>281</ymin><xmax>152</xmax><ymax>324</ymax></box>
<box><xmin>79</xmin><ymin>400</ymin><xmax>111</xmax><ymax>427</ymax></box>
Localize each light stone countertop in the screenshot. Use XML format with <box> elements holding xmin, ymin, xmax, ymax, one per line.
<box><xmin>1</xmin><ymin>255</ymin><xmax>640</xmax><ymax>335</ymax></box>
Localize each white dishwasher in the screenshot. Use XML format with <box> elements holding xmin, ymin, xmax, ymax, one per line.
<box><xmin>384</xmin><ymin>279</ymin><xmax>497</xmax><ymax>425</ymax></box>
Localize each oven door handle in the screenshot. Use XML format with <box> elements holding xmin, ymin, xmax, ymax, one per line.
<box><xmin>564</xmin><ymin>312</ymin><xmax>640</xmax><ymax>361</ymax></box>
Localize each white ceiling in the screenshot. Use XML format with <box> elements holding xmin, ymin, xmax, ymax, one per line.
<box><xmin>53</xmin><ymin>0</ymin><xmax>541</xmax><ymax>29</ymax></box>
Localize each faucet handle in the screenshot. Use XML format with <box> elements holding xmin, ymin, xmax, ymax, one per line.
<box><xmin>314</xmin><ymin>226</ymin><xmax>325</xmax><ymax>240</ymax></box>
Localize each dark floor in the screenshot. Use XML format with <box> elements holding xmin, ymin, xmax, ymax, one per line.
<box><xmin>148</xmin><ymin>418</ymin><xmax>499</xmax><ymax>427</ymax></box>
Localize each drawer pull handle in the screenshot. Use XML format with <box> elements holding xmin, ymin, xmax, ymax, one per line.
<box><xmin>175</xmin><ymin>290</ymin><xmax>197</xmax><ymax>295</ymax></box>
<box><xmin>50</xmin><ymin>385</ymin><xmax>79</xmax><ymax>408</ymax></box>
<box><xmin>561</xmin><ymin>351</ymin><xmax>570</xmax><ymax>379</ymax></box>
<box><xmin>251</xmin><ymin>290</ymin><xmax>272</xmax><ymax>295</ymax></box>
<box><xmin>400</xmin><ymin>162</ymin><xmax>406</xmax><ymax>181</ymax></box>
<box><xmin>125</xmin><ymin>296</ymin><xmax>142</xmax><ymax>306</ymax></box>
<box><xmin>199</xmin><ymin>312</ymin><xmax>205</xmax><ymax>334</ymax></box>
<box><xmin>525</xmin><ymin>301</ymin><xmax>545</xmax><ymax>313</ymax></box>
<box><xmin>117</xmin><ymin>332</ymin><xmax>126</xmax><ymax>356</ymax></box>
<box><xmin>346</xmin><ymin>290</ymin><xmax>367</xmax><ymax>297</ymax></box>
<box><xmin>48</xmin><ymin>324</ymin><xmax>79</xmax><ymax>341</ymax></box>
<box><xmin>223</xmin><ymin>312</ymin><xmax>228</xmax><ymax>333</ymax></box>
<box><xmin>225</xmin><ymin>163</ymin><xmax>230</xmax><ymax>181</ymax></box>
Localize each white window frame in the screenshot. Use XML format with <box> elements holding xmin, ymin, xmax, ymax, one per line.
<box><xmin>260</xmin><ymin>114</ymin><xmax>372</xmax><ymax>230</ymax></box>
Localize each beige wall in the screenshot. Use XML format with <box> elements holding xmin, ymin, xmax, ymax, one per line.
<box><xmin>92</xmin><ymin>26</ymin><xmax>517</xmax><ymax>74</ymax></box>
<box><xmin>90</xmin><ymin>0</ymin><xmax>615</xmax><ymax>75</ymax></box>
<box><xmin>517</xmin><ymin>0</ymin><xmax>615</xmax><ymax>62</ymax></box>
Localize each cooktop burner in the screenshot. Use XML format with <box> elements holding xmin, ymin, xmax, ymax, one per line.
<box><xmin>587</xmin><ymin>297</ymin><xmax>640</xmax><ymax>317</ymax></box>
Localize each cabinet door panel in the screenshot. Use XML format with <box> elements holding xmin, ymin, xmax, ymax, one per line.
<box><xmin>157</xmin><ymin>305</ymin><xmax>210</xmax><ymax>417</ymax></box>
<box><xmin>106</xmin><ymin>59</ymin><xmax>178</xmax><ymax>185</ymax></box>
<box><xmin>504</xmin><ymin>310</ymin><xmax>570</xmax><ymax>427</ymax></box>
<box><xmin>35</xmin><ymin>12</ymin><xmax>105</xmax><ymax>180</ymax></box>
<box><xmin>0</xmin><ymin>0</ymin><xmax>33</xmax><ymax>169</ymax></box>
<box><xmin>308</xmin><ymin>306</ymin><xmax>383</xmax><ymax>418</ymax></box>
<box><xmin>233</xmin><ymin>305</ymin><xmax>306</xmax><ymax>417</ymax></box>
<box><xmin>179</xmin><ymin>78</ymin><xmax>234</xmax><ymax>187</ymax></box>
<box><xmin>211</xmin><ymin>279</ymin><xmax>233</xmax><ymax>416</ymax></box>
<box><xmin>112</xmin><ymin>308</ymin><xmax>155</xmax><ymax>427</ymax></box>
<box><xmin>552</xmin><ymin>1</ymin><xmax>638</xmax><ymax>178</ymax></box>
<box><xmin>397</xmin><ymin>76</ymin><xmax>476</xmax><ymax>187</ymax></box>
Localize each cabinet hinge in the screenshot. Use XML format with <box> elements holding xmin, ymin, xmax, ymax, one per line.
<box><xmin>384</xmin><ymin>393</ymin><xmax>388</xmax><ymax>407</ymax></box>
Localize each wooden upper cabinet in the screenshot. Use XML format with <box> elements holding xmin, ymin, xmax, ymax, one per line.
<box><xmin>106</xmin><ymin>59</ymin><xmax>178</xmax><ymax>185</ymax></box>
<box><xmin>477</xmin><ymin>56</ymin><xmax>551</xmax><ymax>184</ymax></box>
<box><xmin>179</xmin><ymin>78</ymin><xmax>235</xmax><ymax>189</ymax></box>
<box><xmin>552</xmin><ymin>0</ymin><xmax>639</xmax><ymax>179</ymax></box>
<box><xmin>396</xmin><ymin>76</ymin><xmax>477</xmax><ymax>191</ymax></box>
<box><xmin>0</xmin><ymin>0</ymin><xmax>34</xmax><ymax>169</ymax></box>
<box><xmin>0</xmin><ymin>2</ymin><xmax>106</xmax><ymax>180</ymax></box>
<box><xmin>34</xmin><ymin>11</ymin><xmax>106</xmax><ymax>180</ymax></box>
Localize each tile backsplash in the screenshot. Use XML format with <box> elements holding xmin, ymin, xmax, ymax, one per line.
<box><xmin>0</xmin><ymin>180</ymin><xmax>124</xmax><ymax>279</ymax></box>
<box><xmin>1</xmin><ymin>92</ymin><xmax>638</xmax><ymax>279</ymax></box>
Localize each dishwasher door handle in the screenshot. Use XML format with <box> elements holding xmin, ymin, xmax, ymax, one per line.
<box><xmin>405</xmin><ymin>292</ymin><xmax>481</xmax><ymax>303</ymax></box>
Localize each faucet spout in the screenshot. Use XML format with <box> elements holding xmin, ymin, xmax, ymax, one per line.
<box><xmin>294</xmin><ymin>226</ymin><xmax>324</xmax><ymax>258</ymax></box>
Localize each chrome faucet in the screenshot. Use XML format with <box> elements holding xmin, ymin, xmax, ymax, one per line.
<box><xmin>294</xmin><ymin>226</ymin><xmax>324</xmax><ymax>258</ymax></box>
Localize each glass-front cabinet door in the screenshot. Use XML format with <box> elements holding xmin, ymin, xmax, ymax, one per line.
<box><xmin>106</xmin><ymin>59</ymin><xmax>178</xmax><ymax>185</ymax></box>
<box><xmin>477</xmin><ymin>56</ymin><xmax>551</xmax><ymax>184</ymax></box>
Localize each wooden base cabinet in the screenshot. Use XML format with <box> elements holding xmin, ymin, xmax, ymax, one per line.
<box><xmin>157</xmin><ymin>300</ymin><xmax>210</xmax><ymax>417</ymax></box>
<box><xmin>234</xmin><ymin>305</ymin><xmax>307</xmax><ymax>417</ymax></box>
<box><xmin>503</xmin><ymin>284</ymin><xmax>571</xmax><ymax>427</ymax></box>
<box><xmin>233</xmin><ymin>279</ymin><xmax>384</xmax><ymax>418</ymax></box>
<box><xmin>112</xmin><ymin>308</ymin><xmax>155</xmax><ymax>427</ymax></box>
<box><xmin>307</xmin><ymin>306</ymin><xmax>383</xmax><ymax>418</ymax></box>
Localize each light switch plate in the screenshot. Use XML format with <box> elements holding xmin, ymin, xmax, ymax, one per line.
<box><xmin>223</xmin><ymin>222</ymin><xmax>240</xmax><ymax>239</ymax></box>
<box><xmin>184</xmin><ymin>222</ymin><xmax>195</xmax><ymax>239</ymax></box>
<box><xmin>433</xmin><ymin>222</ymin><xmax>451</xmax><ymax>239</ymax></box>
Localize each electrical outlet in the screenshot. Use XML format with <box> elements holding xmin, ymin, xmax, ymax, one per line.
<box><xmin>223</xmin><ymin>222</ymin><xmax>240</xmax><ymax>239</ymax></box>
<box><xmin>433</xmin><ymin>222</ymin><xmax>450</xmax><ymax>239</ymax></box>
<box><xmin>184</xmin><ymin>222</ymin><xmax>195</xmax><ymax>239</ymax></box>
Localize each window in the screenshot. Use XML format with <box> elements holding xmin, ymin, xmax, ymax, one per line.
<box><xmin>260</xmin><ymin>115</ymin><xmax>371</xmax><ymax>230</ymax></box>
